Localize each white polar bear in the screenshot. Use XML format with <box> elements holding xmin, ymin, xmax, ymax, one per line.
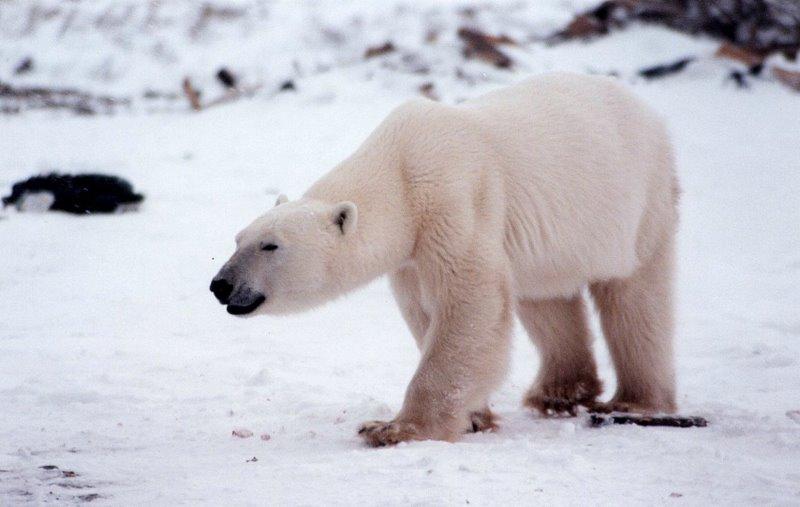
<box><xmin>211</xmin><ymin>72</ymin><xmax>680</xmax><ymax>446</ymax></box>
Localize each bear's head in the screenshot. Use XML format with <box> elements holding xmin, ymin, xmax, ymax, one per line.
<box><xmin>210</xmin><ymin>194</ymin><xmax>358</xmax><ymax>316</ymax></box>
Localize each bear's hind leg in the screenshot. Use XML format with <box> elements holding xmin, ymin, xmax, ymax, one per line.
<box><xmin>518</xmin><ymin>295</ymin><xmax>602</xmax><ymax>416</ymax></box>
<box><xmin>589</xmin><ymin>235</ymin><xmax>676</xmax><ymax>413</ymax></box>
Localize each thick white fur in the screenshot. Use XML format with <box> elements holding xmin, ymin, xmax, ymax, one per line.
<box><xmin>225</xmin><ymin>72</ymin><xmax>680</xmax><ymax>446</ymax></box>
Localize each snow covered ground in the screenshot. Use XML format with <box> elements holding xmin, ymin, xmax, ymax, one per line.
<box><xmin>1</xmin><ymin>1</ymin><xmax>799</xmax><ymax>505</ymax></box>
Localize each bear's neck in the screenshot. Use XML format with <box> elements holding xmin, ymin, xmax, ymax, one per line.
<box><xmin>304</xmin><ymin>121</ymin><xmax>416</xmax><ymax>293</ymax></box>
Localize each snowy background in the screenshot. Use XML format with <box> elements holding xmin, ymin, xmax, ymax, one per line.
<box><xmin>1</xmin><ymin>0</ymin><xmax>799</xmax><ymax>504</ymax></box>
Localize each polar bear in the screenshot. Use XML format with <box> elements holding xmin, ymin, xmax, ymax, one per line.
<box><xmin>210</xmin><ymin>72</ymin><xmax>680</xmax><ymax>446</ymax></box>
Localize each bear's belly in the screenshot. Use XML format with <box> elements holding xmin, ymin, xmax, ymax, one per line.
<box><xmin>504</xmin><ymin>230</ymin><xmax>640</xmax><ymax>301</ymax></box>
<box><xmin>501</xmin><ymin>176</ymin><xmax>644</xmax><ymax>301</ymax></box>
<box><xmin>508</xmin><ymin>256</ymin><xmax>637</xmax><ymax>301</ymax></box>
<box><xmin>510</xmin><ymin>268</ymin><xmax>588</xmax><ymax>300</ymax></box>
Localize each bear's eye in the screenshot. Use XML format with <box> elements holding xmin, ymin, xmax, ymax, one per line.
<box><xmin>261</xmin><ymin>243</ymin><xmax>278</xmax><ymax>252</ymax></box>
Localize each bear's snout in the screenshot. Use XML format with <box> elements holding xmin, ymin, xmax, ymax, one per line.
<box><xmin>210</xmin><ymin>277</ymin><xmax>234</xmax><ymax>304</ymax></box>
<box><xmin>210</xmin><ymin>273</ymin><xmax>266</xmax><ymax>316</ymax></box>
<box><xmin>226</xmin><ymin>291</ymin><xmax>266</xmax><ymax>315</ymax></box>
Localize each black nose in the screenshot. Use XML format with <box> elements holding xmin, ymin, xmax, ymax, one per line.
<box><xmin>210</xmin><ymin>278</ymin><xmax>234</xmax><ymax>304</ymax></box>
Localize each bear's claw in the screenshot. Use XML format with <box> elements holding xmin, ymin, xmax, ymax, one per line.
<box><xmin>524</xmin><ymin>378</ymin><xmax>602</xmax><ymax>417</ymax></box>
<box><xmin>468</xmin><ymin>409</ymin><xmax>499</xmax><ymax>433</ymax></box>
<box><xmin>358</xmin><ymin>420</ymin><xmax>420</xmax><ymax>447</ymax></box>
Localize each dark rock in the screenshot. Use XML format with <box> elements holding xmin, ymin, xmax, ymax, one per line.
<box><xmin>2</xmin><ymin>173</ymin><xmax>144</xmax><ymax>215</ymax></box>
<box><xmin>216</xmin><ymin>67</ymin><xmax>237</xmax><ymax>89</ymax></box>
<box><xmin>589</xmin><ymin>413</ymin><xmax>708</xmax><ymax>428</ymax></box>
<box><xmin>773</xmin><ymin>66</ymin><xmax>800</xmax><ymax>91</ymax></box>
<box><xmin>457</xmin><ymin>27</ymin><xmax>513</xmax><ymax>69</ymax></box>
<box><xmin>278</xmin><ymin>80</ymin><xmax>296</xmax><ymax>92</ymax></box>
<box><xmin>364</xmin><ymin>41</ymin><xmax>396</xmax><ymax>59</ymax></box>
<box><xmin>728</xmin><ymin>70</ymin><xmax>749</xmax><ymax>88</ymax></box>
<box><xmin>638</xmin><ymin>57</ymin><xmax>695</xmax><ymax>79</ymax></box>
<box><xmin>14</xmin><ymin>57</ymin><xmax>34</xmax><ymax>75</ymax></box>
<box><xmin>0</xmin><ymin>81</ymin><xmax>127</xmax><ymax>115</ymax></box>
<box><xmin>551</xmin><ymin>1</ymin><xmax>800</xmax><ymax>56</ymax></box>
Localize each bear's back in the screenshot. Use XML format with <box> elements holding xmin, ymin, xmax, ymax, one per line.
<box><xmin>460</xmin><ymin>73</ymin><xmax>674</xmax><ymax>298</ymax></box>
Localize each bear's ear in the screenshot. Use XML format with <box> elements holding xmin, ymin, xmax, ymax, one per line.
<box><xmin>274</xmin><ymin>194</ymin><xmax>288</xmax><ymax>207</ymax></box>
<box><xmin>332</xmin><ymin>201</ymin><xmax>358</xmax><ymax>235</ymax></box>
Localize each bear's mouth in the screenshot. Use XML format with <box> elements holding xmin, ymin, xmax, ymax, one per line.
<box><xmin>227</xmin><ymin>294</ymin><xmax>266</xmax><ymax>315</ymax></box>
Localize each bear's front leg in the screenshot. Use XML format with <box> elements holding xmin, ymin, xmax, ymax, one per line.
<box><xmin>358</xmin><ymin>268</ymin><xmax>512</xmax><ymax>446</ymax></box>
